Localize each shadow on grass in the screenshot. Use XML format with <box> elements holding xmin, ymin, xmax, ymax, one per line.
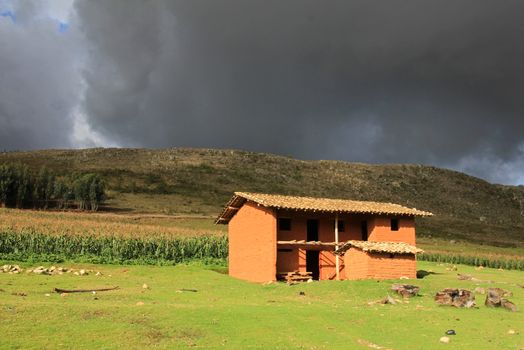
<box><xmin>206</xmin><ymin>266</ymin><xmax>228</xmax><ymax>275</ymax></box>
<box><xmin>416</xmin><ymin>270</ymin><xmax>441</xmax><ymax>279</ymax></box>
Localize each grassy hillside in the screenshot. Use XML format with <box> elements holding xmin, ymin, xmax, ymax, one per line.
<box><xmin>1</xmin><ymin>148</ymin><xmax>522</xmax><ymax>247</ymax></box>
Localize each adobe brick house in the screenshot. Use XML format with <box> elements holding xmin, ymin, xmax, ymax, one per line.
<box><xmin>216</xmin><ymin>192</ymin><xmax>432</xmax><ymax>283</ymax></box>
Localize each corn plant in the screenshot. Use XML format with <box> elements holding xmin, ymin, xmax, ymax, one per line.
<box><xmin>0</xmin><ymin>229</ymin><xmax>228</xmax><ymax>265</ymax></box>
<box><xmin>418</xmin><ymin>252</ymin><xmax>523</xmax><ymax>271</ymax></box>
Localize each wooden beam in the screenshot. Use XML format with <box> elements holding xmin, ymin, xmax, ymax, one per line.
<box><xmin>277</xmin><ymin>240</ymin><xmax>337</xmax><ymax>245</ymax></box>
<box><xmin>227</xmin><ymin>206</ymin><xmax>240</xmax><ymax>210</ymax></box>
<box><xmin>335</xmin><ymin>214</ymin><xmax>340</xmax><ymax>281</ymax></box>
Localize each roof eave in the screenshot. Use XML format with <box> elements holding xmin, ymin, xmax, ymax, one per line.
<box><xmin>215</xmin><ymin>192</ymin><xmax>434</xmax><ymax>224</ymax></box>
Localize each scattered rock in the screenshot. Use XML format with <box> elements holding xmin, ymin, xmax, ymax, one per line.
<box><xmin>457</xmin><ymin>274</ymin><xmax>472</xmax><ymax>281</ymax></box>
<box><xmin>142</xmin><ymin>283</ymin><xmax>149</xmax><ymax>289</ymax></box>
<box><xmin>439</xmin><ymin>336</ymin><xmax>450</xmax><ymax>343</ymax></box>
<box><xmin>45</xmin><ymin>293</ymin><xmax>50</xmax><ymax>297</ymax></box>
<box><xmin>485</xmin><ymin>288</ymin><xmax>518</xmax><ymax>311</ymax></box>
<box><xmin>508</xmin><ymin>329</ymin><xmax>516</xmax><ymax>335</ymax></box>
<box><xmin>11</xmin><ymin>265</ymin><xmax>100</xmax><ymax>276</ymax></box>
<box><xmin>502</xmin><ymin>299</ymin><xmax>519</xmax><ymax>312</ymax></box>
<box><xmin>95</xmin><ymin>271</ymin><xmax>102</xmax><ymax>276</ymax></box>
<box><xmin>33</xmin><ymin>266</ymin><xmax>45</xmax><ymax>275</ymax></box>
<box><xmin>136</xmin><ymin>301</ymin><xmax>145</xmax><ymax>306</ymax></box>
<box><xmin>1</xmin><ymin>264</ymin><xmax>22</xmax><ymax>274</ymax></box>
<box><xmin>12</xmin><ymin>292</ymin><xmax>27</xmax><ymax>297</ymax></box>
<box><xmin>391</xmin><ymin>284</ymin><xmax>419</xmax><ymax>298</ymax></box>
<box><xmin>445</xmin><ymin>265</ymin><xmax>458</xmax><ymax>271</ymax></box>
<box><xmin>474</xmin><ymin>287</ymin><xmax>486</xmax><ymax>294</ymax></box>
<box><xmin>380</xmin><ymin>295</ymin><xmax>397</xmax><ymax>305</ymax></box>
<box><xmin>445</xmin><ymin>330</ymin><xmax>456</xmax><ymax>335</ymax></box>
<box><xmin>475</xmin><ymin>266</ymin><xmax>484</xmax><ymax>270</ymax></box>
<box><xmin>435</xmin><ymin>288</ymin><xmax>476</xmax><ymax>308</ymax></box>
<box><xmin>488</xmin><ymin>287</ymin><xmax>512</xmax><ymax>298</ymax></box>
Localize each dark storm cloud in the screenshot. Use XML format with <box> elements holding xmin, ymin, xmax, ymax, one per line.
<box><xmin>73</xmin><ymin>0</ymin><xmax>524</xmax><ymax>184</ymax></box>
<box><xmin>0</xmin><ymin>0</ymin><xmax>81</xmax><ymax>150</ymax></box>
<box><xmin>2</xmin><ymin>1</ymin><xmax>523</xmax><ymax>184</ymax></box>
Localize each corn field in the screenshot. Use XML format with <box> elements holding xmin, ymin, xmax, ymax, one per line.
<box><xmin>0</xmin><ymin>229</ymin><xmax>228</xmax><ymax>265</ymax></box>
<box><xmin>1</xmin><ymin>209</ymin><xmax>522</xmax><ymax>270</ymax></box>
<box><xmin>418</xmin><ymin>252</ymin><xmax>524</xmax><ymax>271</ymax></box>
<box><xmin>0</xmin><ymin>209</ymin><xmax>225</xmax><ymax>239</ymax></box>
<box><xmin>0</xmin><ymin>209</ymin><xmax>227</xmax><ymax>265</ymax></box>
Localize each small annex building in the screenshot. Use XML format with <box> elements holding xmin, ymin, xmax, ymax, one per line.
<box><xmin>216</xmin><ymin>192</ymin><xmax>432</xmax><ymax>283</ymax></box>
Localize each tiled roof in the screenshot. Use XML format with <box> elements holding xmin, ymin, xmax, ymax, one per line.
<box><xmin>335</xmin><ymin>240</ymin><xmax>424</xmax><ymax>255</ymax></box>
<box><xmin>215</xmin><ymin>192</ymin><xmax>433</xmax><ymax>224</ymax></box>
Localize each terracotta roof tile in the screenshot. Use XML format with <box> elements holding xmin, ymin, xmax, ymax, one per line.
<box><xmin>215</xmin><ymin>192</ymin><xmax>433</xmax><ymax>224</ymax></box>
<box><xmin>335</xmin><ymin>240</ymin><xmax>424</xmax><ymax>255</ymax></box>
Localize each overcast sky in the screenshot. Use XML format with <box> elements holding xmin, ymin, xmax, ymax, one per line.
<box><xmin>1</xmin><ymin>1</ymin><xmax>523</xmax><ymax>185</ymax></box>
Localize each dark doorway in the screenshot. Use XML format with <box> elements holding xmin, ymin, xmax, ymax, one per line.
<box><xmin>306</xmin><ymin>251</ymin><xmax>320</xmax><ymax>280</ymax></box>
<box><xmin>307</xmin><ymin>219</ymin><xmax>319</xmax><ymax>241</ymax></box>
<box><xmin>306</xmin><ymin>220</ymin><xmax>320</xmax><ymax>280</ymax></box>
<box><xmin>361</xmin><ymin>221</ymin><xmax>368</xmax><ymax>241</ymax></box>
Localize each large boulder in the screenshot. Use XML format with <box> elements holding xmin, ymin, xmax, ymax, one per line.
<box><xmin>435</xmin><ymin>288</ymin><xmax>476</xmax><ymax>308</ymax></box>
<box><xmin>485</xmin><ymin>288</ymin><xmax>518</xmax><ymax>312</ymax></box>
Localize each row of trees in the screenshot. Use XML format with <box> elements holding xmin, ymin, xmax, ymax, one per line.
<box><xmin>0</xmin><ymin>163</ymin><xmax>105</xmax><ymax>211</ymax></box>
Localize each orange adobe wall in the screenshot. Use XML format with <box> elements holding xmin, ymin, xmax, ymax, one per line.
<box><xmin>343</xmin><ymin>248</ymin><xmax>370</xmax><ymax>280</ymax></box>
<box><xmin>228</xmin><ymin>204</ymin><xmax>419</xmax><ymax>282</ymax></box>
<box><xmin>344</xmin><ymin>248</ymin><xmax>417</xmax><ymax>280</ymax></box>
<box><xmin>228</xmin><ymin>201</ymin><xmax>277</xmax><ymax>282</ymax></box>
<box><xmin>368</xmin><ymin>217</ymin><xmax>416</xmax><ymax>245</ymax></box>
<box><xmin>276</xmin><ymin>211</ymin><xmax>374</xmax><ymax>280</ymax></box>
<box><xmin>367</xmin><ymin>253</ymin><xmax>416</xmax><ymax>279</ymax></box>
<box><xmin>276</xmin><ymin>212</ymin><xmax>307</xmax><ymax>273</ymax></box>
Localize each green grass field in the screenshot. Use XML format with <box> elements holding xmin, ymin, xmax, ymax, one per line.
<box><xmin>1</xmin><ymin>261</ymin><xmax>522</xmax><ymax>349</ymax></box>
